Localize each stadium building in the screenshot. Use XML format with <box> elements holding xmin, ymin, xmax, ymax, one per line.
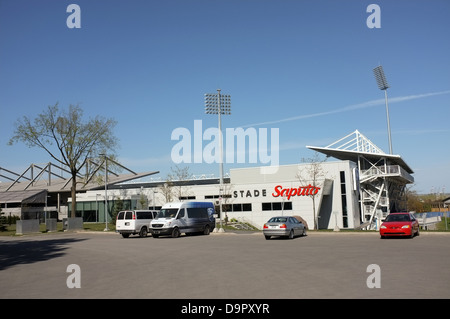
<box><xmin>0</xmin><ymin>130</ymin><xmax>414</xmax><ymax>230</ymax></box>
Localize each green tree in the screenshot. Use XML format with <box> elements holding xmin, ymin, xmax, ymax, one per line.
<box><xmin>9</xmin><ymin>103</ymin><xmax>118</xmax><ymax>218</ymax></box>
<box><xmin>112</xmin><ymin>196</ymin><xmax>124</xmax><ymax>222</ymax></box>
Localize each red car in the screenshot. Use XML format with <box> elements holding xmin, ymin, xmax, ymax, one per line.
<box><xmin>380</xmin><ymin>212</ymin><xmax>420</xmax><ymax>238</ymax></box>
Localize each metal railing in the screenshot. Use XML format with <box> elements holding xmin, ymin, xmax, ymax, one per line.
<box><xmin>360</xmin><ymin>165</ymin><xmax>414</xmax><ymax>183</ymax></box>
<box><xmin>414</xmin><ymin>212</ymin><xmax>445</xmax><ymax>230</ymax></box>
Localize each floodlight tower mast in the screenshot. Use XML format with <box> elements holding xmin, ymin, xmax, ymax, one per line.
<box><xmin>373</xmin><ymin>65</ymin><xmax>393</xmax><ymax>154</ymax></box>
<box><xmin>205</xmin><ymin>89</ymin><xmax>231</xmax><ymax>232</ymax></box>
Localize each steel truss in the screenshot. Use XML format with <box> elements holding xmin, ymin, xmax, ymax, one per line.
<box><xmin>308</xmin><ymin>130</ymin><xmax>414</xmax><ymax>230</ymax></box>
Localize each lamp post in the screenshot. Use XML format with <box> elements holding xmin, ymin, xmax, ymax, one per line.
<box><xmin>95</xmin><ymin>193</ymin><xmax>99</xmax><ymax>223</ymax></box>
<box><xmin>205</xmin><ymin>89</ymin><xmax>231</xmax><ymax>233</ymax></box>
<box><xmin>373</xmin><ymin>65</ymin><xmax>393</xmax><ymax>154</ymax></box>
<box><xmin>99</xmin><ymin>153</ymin><xmax>109</xmax><ymax>231</ymax></box>
<box><xmin>152</xmin><ymin>189</ymin><xmax>158</xmax><ymax>210</ymax></box>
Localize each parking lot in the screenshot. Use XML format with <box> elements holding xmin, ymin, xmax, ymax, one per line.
<box><xmin>1</xmin><ymin>231</ymin><xmax>450</xmax><ymax>300</ymax></box>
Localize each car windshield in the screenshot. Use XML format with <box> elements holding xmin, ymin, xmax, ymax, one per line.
<box><xmin>268</xmin><ymin>217</ymin><xmax>288</xmax><ymax>223</ymax></box>
<box><xmin>385</xmin><ymin>214</ymin><xmax>410</xmax><ymax>222</ymax></box>
<box><xmin>156</xmin><ymin>208</ymin><xmax>178</xmax><ymax>219</ymax></box>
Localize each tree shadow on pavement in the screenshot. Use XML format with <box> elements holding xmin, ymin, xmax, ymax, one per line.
<box><xmin>0</xmin><ymin>237</ymin><xmax>87</xmax><ymax>271</ymax></box>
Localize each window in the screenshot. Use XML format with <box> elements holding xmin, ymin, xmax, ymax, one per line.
<box><xmin>340</xmin><ymin>171</ymin><xmax>348</xmax><ymax>228</ymax></box>
<box><xmin>232</xmin><ymin>204</ymin><xmax>242</xmax><ymax>212</ymax></box>
<box><xmin>157</xmin><ymin>208</ymin><xmax>178</xmax><ymax>218</ymax></box>
<box><xmin>125</xmin><ymin>211</ymin><xmax>133</xmax><ymax>220</ymax></box>
<box><xmin>180</xmin><ymin>196</ymin><xmax>196</xmax><ymax>200</ymax></box>
<box><xmin>187</xmin><ymin>207</ymin><xmax>208</xmax><ymax>219</ymax></box>
<box><xmin>272</xmin><ymin>202</ymin><xmax>282</xmax><ymax>210</ymax></box>
<box><xmin>205</xmin><ymin>194</ymin><xmax>232</xmax><ymax>199</ymax></box>
<box><xmin>262</xmin><ymin>202</ymin><xmax>292</xmax><ymax>211</ymax></box>
<box><xmin>225</xmin><ymin>203</ymin><xmax>252</xmax><ymax>212</ymax></box>
<box><xmin>268</xmin><ymin>217</ymin><xmax>288</xmax><ymax>223</ymax></box>
<box><xmin>136</xmin><ymin>211</ymin><xmax>154</xmax><ymax>219</ymax></box>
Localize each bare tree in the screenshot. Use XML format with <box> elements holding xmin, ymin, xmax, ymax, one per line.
<box><xmin>158</xmin><ymin>181</ymin><xmax>174</xmax><ymax>203</ymax></box>
<box><xmin>296</xmin><ymin>152</ymin><xmax>327</xmax><ymax>230</ymax></box>
<box><xmin>218</xmin><ymin>181</ymin><xmax>234</xmax><ymax>224</ymax></box>
<box><xmin>8</xmin><ymin>103</ymin><xmax>118</xmax><ymax>218</ymax></box>
<box><xmin>157</xmin><ymin>166</ymin><xmax>193</xmax><ymax>203</ymax></box>
<box><xmin>167</xmin><ymin>166</ymin><xmax>192</xmax><ymax>200</ymax></box>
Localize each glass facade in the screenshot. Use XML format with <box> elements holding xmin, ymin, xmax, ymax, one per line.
<box><xmin>68</xmin><ymin>199</ymin><xmax>138</xmax><ymax>222</ymax></box>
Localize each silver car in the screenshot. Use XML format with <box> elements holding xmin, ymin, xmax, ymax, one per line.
<box><xmin>263</xmin><ymin>216</ymin><xmax>306</xmax><ymax>240</ymax></box>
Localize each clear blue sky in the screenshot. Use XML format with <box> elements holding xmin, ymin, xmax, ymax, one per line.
<box><xmin>1</xmin><ymin>0</ymin><xmax>449</xmax><ymax>194</ymax></box>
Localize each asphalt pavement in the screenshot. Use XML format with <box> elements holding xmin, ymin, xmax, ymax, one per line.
<box><xmin>1</xmin><ymin>231</ymin><xmax>449</xmax><ymax>300</ymax></box>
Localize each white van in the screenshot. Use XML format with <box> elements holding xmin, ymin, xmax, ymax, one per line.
<box><xmin>150</xmin><ymin>201</ymin><xmax>216</xmax><ymax>238</ymax></box>
<box><xmin>116</xmin><ymin>210</ymin><xmax>158</xmax><ymax>238</ymax></box>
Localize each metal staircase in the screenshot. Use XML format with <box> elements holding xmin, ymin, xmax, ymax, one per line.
<box><xmin>308</xmin><ymin>130</ymin><xmax>414</xmax><ymax>230</ymax></box>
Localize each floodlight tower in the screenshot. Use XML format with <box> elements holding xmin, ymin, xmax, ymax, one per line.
<box><xmin>373</xmin><ymin>65</ymin><xmax>393</xmax><ymax>154</ymax></box>
<box><xmin>205</xmin><ymin>89</ymin><xmax>231</xmax><ymax>232</ymax></box>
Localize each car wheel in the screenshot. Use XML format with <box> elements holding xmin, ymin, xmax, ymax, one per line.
<box><xmin>139</xmin><ymin>227</ymin><xmax>148</xmax><ymax>238</ymax></box>
<box><xmin>203</xmin><ymin>225</ymin><xmax>210</xmax><ymax>235</ymax></box>
<box><xmin>415</xmin><ymin>228</ymin><xmax>420</xmax><ymax>237</ymax></box>
<box><xmin>171</xmin><ymin>227</ymin><xmax>180</xmax><ymax>238</ymax></box>
<box><xmin>121</xmin><ymin>233</ymin><xmax>130</xmax><ymax>238</ymax></box>
<box><xmin>288</xmin><ymin>230</ymin><xmax>294</xmax><ymax>239</ymax></box>
<box><xmin>265</xmin><ymin>235</ymin><xmax>271</xmax><ymax>240</ymax></box>
<box><xmin>301</xmin><ymin>228</ymin><xmax>306</xmax><ymax>236</ymax></box>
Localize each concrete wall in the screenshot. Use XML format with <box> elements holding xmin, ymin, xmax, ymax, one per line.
<box><xmin>46</xmin><ymin>218</ymin><xmax>57</xmax><ymax>232</ymax></box>
<box><xmin>16</xmin><ymin>220</ymin><xmax>40</xmax><ymax>235</ymax></box>
<box><xmin>63</xmin><ymin>217</ymin><xmax>83</xmax><ymax>230</ymax></box>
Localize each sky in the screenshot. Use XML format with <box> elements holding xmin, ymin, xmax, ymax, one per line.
<box><xmin>0</xmin><ymin>0</ymin><xmax>449</xmax><ymax>194</ymax></box>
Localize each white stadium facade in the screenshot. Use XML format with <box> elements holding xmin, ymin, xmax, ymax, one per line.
<box><xmin>0</xmin><ymin>130</ymin><xmax>414</xmax><ymax>230</ymax></box>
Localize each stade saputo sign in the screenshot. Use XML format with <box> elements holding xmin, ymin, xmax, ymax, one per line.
<box><xmin>272</xmin><ymin>184</ymin><xmax>321</xmax><ymax>200</ymax></box>
<box><xmin>233</xmin><ymin>184</ymin><xmax>321</xmax><ymax>200</ymax></box>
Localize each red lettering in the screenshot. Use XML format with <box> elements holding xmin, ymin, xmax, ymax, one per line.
<box><xmin>300</xmin><ymin>186</ymin><xmax>306</xmax><ymax>196</ymax></box>
<box><xmin>313</xmin><ymin>186</ymin><xmax>320</xmax><ymax>195</ymax></box>
<box><xmin>288</xmin><ymin>188</ymin><xmax>297</xmax><ymax>200</ymax></box>
<box><xmin>272</xmin><ymin>185</ymin><xmax>321</xmax><ymax>198</ymax></box>
<box><xmin>272</xmin><ymin>185</ymin><xmax>282</xmax><ymax>197</ymax></box>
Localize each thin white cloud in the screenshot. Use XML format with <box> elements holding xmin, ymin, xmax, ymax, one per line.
<box><xmin>118</xmin><ymin>154</ymin><xmax>172</xmax><ymax>169</ymax></box>
<box><xmin>242</xmin><ymin>90</ymin><xmax>450</xmax><ymax>128</ymax></box>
